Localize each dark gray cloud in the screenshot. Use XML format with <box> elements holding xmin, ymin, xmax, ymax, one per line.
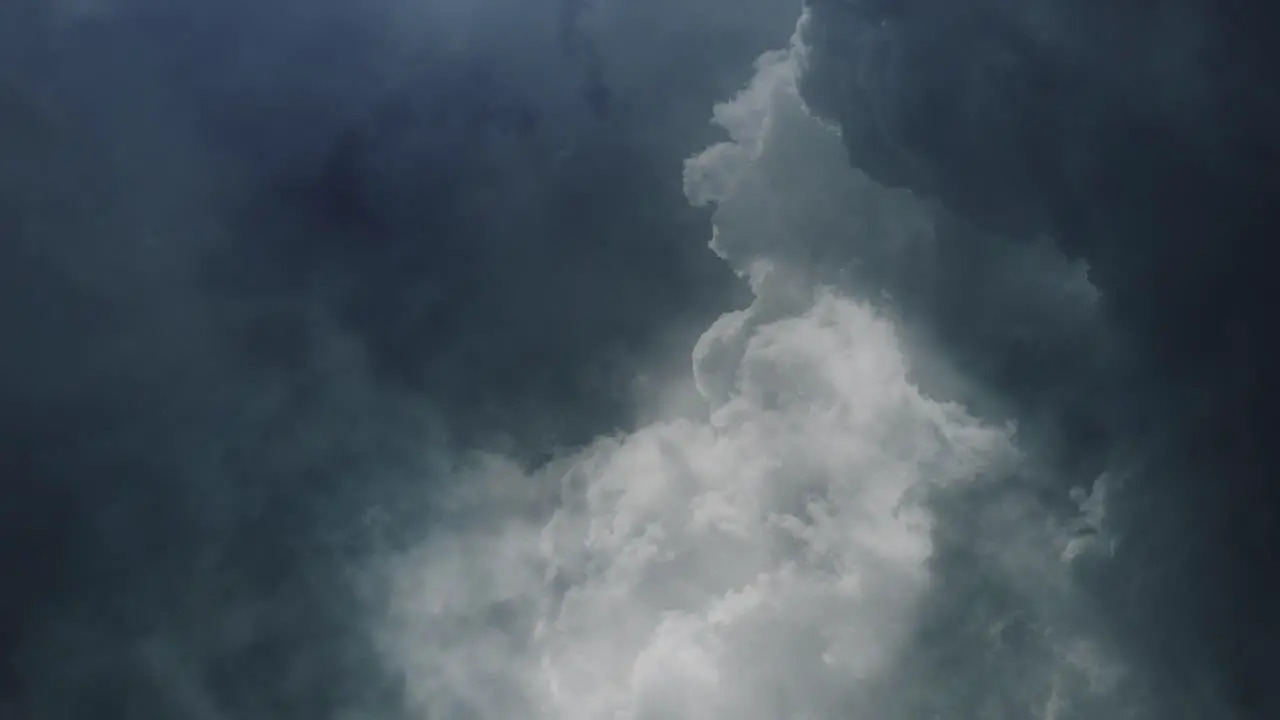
<box><xmin>800</xmin><ymin>0</ymin><xmax>1280</xmax><ymax>715</ymax></box>
<box><xmin>0</xmin><ymin>0</ymin><xmax>796</xmax><ymax>717</ymax></box>
<box><xmin>5</xmin><ymin>0</ymin><xmax>1276</xmax><ymax>718</ymax></box>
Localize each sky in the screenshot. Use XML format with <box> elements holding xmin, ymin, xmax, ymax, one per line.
<box><xmin>1</xmin><ymin>1</ymin><xmax>1278</xmax><ymax>719</ymax></box>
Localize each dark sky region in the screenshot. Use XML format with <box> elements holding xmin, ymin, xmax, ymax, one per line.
<box><xmin>1</xmin><ymin>1</ymin><xmax>1278</xmax><ymax>719</ymax></box>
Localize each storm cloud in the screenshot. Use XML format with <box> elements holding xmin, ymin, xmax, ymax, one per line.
<box><xmin>799</xmin><ymin>0</ymin><xmax>1280</xmax><ymax>715</ymax></box>
<box><xmin>2</xmin><ymin>0</ymin><xmax>1278</xmax><ymax>719</ymax></box>
<box><xmin>379</xmin><ymin>29</ymin><xmax>1132</xmax><ymax>720</ymax></box>
<box><xmin>1</xmin><ymin>0</ymin><xmax>793</xmax><ymax>716</ymax></box>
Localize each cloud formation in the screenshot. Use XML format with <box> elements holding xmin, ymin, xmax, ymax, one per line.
<box><xmin>799</xmin><ymin>0</ymin><xmax>1280</xmax><ymax>714</ymax></box>
<box><xmin>0</xmin><ymin>1</ymin><xmax>795</xmax><ymax>717</ymax></box>
<box><xmin>7</xmin><ymin>0</ymin><xmax>1273</xmax><ymax>717</ymax></box>
<box><xmin>385</xmin><ymin>293</ymin><xmax>1022</xmax><ymax>719</ymax></box>
<box><xmin>380</xmin><ymin>29</ymin><xmax>1132</xmax><ymax>720</ymax></box>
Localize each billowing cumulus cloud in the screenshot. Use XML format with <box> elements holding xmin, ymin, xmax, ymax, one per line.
<box><xmin>378</xmin><ymin>30</ymin><xmax>1132</xmax><ymax>720</ymax></box>
<box><xmin>385</xmin><ymin>289</ymin><xmax>1015</xmax><ymax>718</ymax></box>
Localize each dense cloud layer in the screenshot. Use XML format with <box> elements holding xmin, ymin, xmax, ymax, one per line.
<box><xmin>380</xmin><ymin>34</ymin><xmax>1133</xmax><ymax>719</ymax></box>
<box><xmin>800</xmin><ymin>0</ymin><xmax>1280</xmax><ymax>715</ymax></box>
<box><xmin>1</xmin><ymin>1</ymin><xmax>795</xmax><ymax>717</ymax></box>
<box><xmin>3</xmin><ymin>0</ymin><xmax>1277</xmax><ymax>718</ymax></box>
<box><xmin>378</xmin><ymin>3</ymin><xmax>1280</xmax><ymax>715</ymax></box>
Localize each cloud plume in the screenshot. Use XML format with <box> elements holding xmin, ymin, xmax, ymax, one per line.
<box><xmin>384</xmin><ymin>292</ymin><xmax>1019</xmax><ymax>719</ymax></box>
<box><xmin>379</xmin><ymin>28</ymin><xmax>1132</xmax><ymax>719</ymax></box>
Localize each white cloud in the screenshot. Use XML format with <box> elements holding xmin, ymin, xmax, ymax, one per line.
<box><xmin>379</xmin><ymin>13</ymin><xmax>1135</xmax><ymax>720</ymax></box>
<box><xmin>383</xmin><ymin>287</ymin><xmax>1018</xmax><ymax>720</ymax></box>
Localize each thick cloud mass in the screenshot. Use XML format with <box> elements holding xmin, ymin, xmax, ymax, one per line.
<box><xmin>1</xmin><ymin>0</ymin><xmax>795</xmax><ymax>717</ymax></box>
<box><xmin>381</xmin><ymin>36</ymin><xmax>1132</xmax><ymax>720</ymax></box>
<box><xmin>386</xmin><ymin>292</ymin><xmax>1016</xmax><ymax>719</ymax></box>
<box><xmin>799</xmin><ymin>0</ymin><xmax>1280</xmax><ymax>715</ymax></box>
<box><xmin>3</xmin><ymin>0</ymin><xmax>1277</xmax><ymax>718</ymax></box>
